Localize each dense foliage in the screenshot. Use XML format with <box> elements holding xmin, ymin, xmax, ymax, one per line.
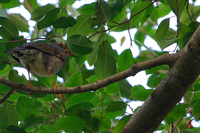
<box><xmin>0</xmin><ymin>0</ymin><xmax>200</xmax><ymax>132</ymax></box>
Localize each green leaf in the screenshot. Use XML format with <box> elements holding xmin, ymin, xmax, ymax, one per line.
<box><xmin>8</xmin><ymin>70</ymin><xmax>28</xmax><ymax>85</ymax></box>
<box><xmin>40</xmin><ymin>125</ymin><xmax>59</xmax><ymax>133</ymax></box>
<box><xmin>66</xmin><ymin>92</ymin><xmax>95</xmax><ymax>108</ymax></box>
<box><xmin>94</xmin><ymin>53</ymin><xmax>116</xmax><ymax>80</ymax></box>
<box><xmin>113</xmin><ymin>115</ymin><xmax>131</xmax><ymax>133</ymax></box>
<box><xmin>95</xmin><ymin>0</ymin><xmax>111</xmax><ymax>23</ymax></box>
<box><xmin>109</xmin><ymin>0</ymin><xmax>124</xmax><ymax>20</ymax></box>
<box><xmin>105</xmin><ymin>82</ymin><xmax>120</xmax><ymax>94</ymax></box>
<box><xmin>117</xmin><ymin>49</ymin><xmax>134</xmax><ymax>72</ymax></box>
<box><xmin>140</xmin><ymin>3</ymin><xmax>153</xmax><ymax>25</ymax></box>
<box><xmin>0</xmin><ymin>103</ymin><xmax>18</xmax><ymax>129</ymax></box>
<box><xmin>131</xmin><ymin>85</ymin><xmax>146</xmax><ymax>94</ymax></box>
<box><xmin>0</xmin><ymin>55</ymin><xmax>7</xmax><ymax>70</ymax></box>
<box><xmin>36</xmin><ymin>75</ymin><xmax>54</xmax><ymax>87</ymax></box>
<box><xmin>53</xmin><ymin>16</ymin><xmax>77</xmax><ymax>29</ymax></box>
<box><xmin>155</xmin><ymin>18</ymin><xmax>169</xmax><ymax>42</ymax></box>
<box><xmin>106</xmin><ymin>101</ymin><xmax>127</xmax><ymax>113</ymax></box>
<box><xmin>145</xmin><ymin>65</ymin><xmax>163</xmax><ymax>74</ymax></box>
<box><xmin>57</xmin><ymin>60</ymin><xmax>69</xmax><ymax>80</ymax></box>
<box><xmin>101</xmin><ymin>130</ymin><xmax>112</xmax><ymax>133</ymax></box>
<box><xmin>178</xmin><ymin>23</ymin><xmax>193</xmax><ymax>37</ymax></box>
<box><xmin>130</xmin><ymin>89</ymin><xmax>153</xmax><ymax>101</ymax></box>
<box><xmin>78</xmin><ymin>2</ymin><xmax>95</xmax><ymax>15</ymax></box>
<box><xmin>57</xmin><ymin>116</ymin><xmax>86</xmax><ymax>132</ymax></box>
<box><xmin>37</xmin><ymin>8</ymin><xmax>60</xmax><ymax>30</ymax></box>
<box><xmin>6</xmin><ymin>125</ymin><xmax>26</xmax><ymax>133</ymax></box>
<box><xmin>98</xmin><ymin>40</ymin><xmax>115</xmax><ymax>58</ymax></box>
<box><xmin>168</xmin><ymin>0</ymin><xmax>187</xmax><ymax>18</ymax></box>
<box><xmin>179</xmin><ymin>32</ymin><xmax>193</xmax><ymax>50</ymax></box>
<box><xmin>77</xmin><ymin>109</ymin><xmax>91</xmax><ymax>126</ymax></box>
<box><xmin>153</xmin><ymin>73</ymin><xmax>166</xmax><ymax>87</ymax></box>
<box><xmin>0</xmin><ymin>17</ymin><xmax>19</xmax><ymax>40</ymax></box>
<box><xmin>129</xmin><ymin>0</ymin><xmax>151</xmax><ymax>27</ymax></box>
<box><xmin>9</xmin><ymin>14</ymin><xmax>29</xmax><ymax>32</ymax></box>
<box><xmin>31</xmin><ymin>4</ymin><xmax>55</xmax><ymax>21</ymax></box>
<box><xmin>147</xmin><ymin>73</ymin><xmax>159</xmax><ymax>88</ymax></box>
<box><xmin>192</xmin><ymin>99</ymin><xmax>200</xmax><ymax>120</ymax></box>
<box><xmin>16</xmin><ymin>96</ymin><xmax>39</xmax><ymax>119</ymax></box>
<box><xmin>65</xmin><ymin>71</ymin><xmax>82</xmax><ymax>87</ymax></box>
<box><xmin>99</xmin><ymin>115</ymin><xmax>111</xmax><ymax>131</ymax></box>
<box><xmin>134</xmin><ymin>31</ymin><xmax>145</xmax><ymax>48</ymax></box>
<box><xmin>157</xmin><ymin>37</ymin><xmax>180</xmax><ymax>50</ymax></box>
<box><xmin>0</xmin><ymin>0</ymin><xmax>11</xmax><ymax>3</ymax></box>
<box><xmin>67</xmin><ymin>35</ymin><xmax>95</xmax><ymax>55</ymax></box>
<box><xmin>118</xmin><ymin>79</ymin><xmax>132</xmax><ymax>98</ymax></box>
<box><xmin>90</xmin><ymin>117</ymin><xmax>99</xmax><ymax>132</ymax></box>
<box><xmin>180</xmin><ymin>5</ymin><xmax>200</xmax><ymax>25</ymax></box>
<box><xmin>21</xmin><ymin>115</ymin><xmax>44</xmax><ymax>129</ymax></box>
<box><xmin>23</xmin><ymin>0</ymin><xmax>38</xmax><ymax>13</ymax></box>
<box><xmin>87</xmin><ymin>42</ymin><xmax>99</xmax><ymax>66</ymax></box>
<box><xmin>168</xmin><ymin>104</ymin><xmax>186</xmax><ymax>121</ymax></box>
<box><xmin>66</xmin><ymin>102</ymin><xmax>94</xmax><ymax>116</ymax></box>
<box><xmin>2</xmin><ymin>0</ymin><xmax>20</xmax><ymax>8</ymax></box>
<box><xmin>74</xmin><ymin>55</ymin><xmax>87</xmax><ymax>69</ymax></box>
<box><xmin>67</xmin><ymin>14</ymin><xmax>92</xmax><ymax>38</ymax></box>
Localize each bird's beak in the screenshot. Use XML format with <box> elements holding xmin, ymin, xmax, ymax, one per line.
<box><xmin>66</xmin><ymin>49</ymin><xmax>79</xmax><ymax>58</ymax></box>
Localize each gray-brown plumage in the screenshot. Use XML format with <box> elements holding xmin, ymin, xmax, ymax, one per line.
<box><xmin>4</xmin><ymin>42</ymin><xmax>78</xmax><ymax>89</ymax></box>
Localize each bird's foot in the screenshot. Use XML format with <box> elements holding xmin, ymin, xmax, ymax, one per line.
<box><xmin>53</xmin><ymin>84</ymin><xmax>61</xmax><ymax>98</ymax></box>
<box><xmin>27</xmin><ymin>80</ymin><xmax>33</xmax><ymax>89</ymax></box>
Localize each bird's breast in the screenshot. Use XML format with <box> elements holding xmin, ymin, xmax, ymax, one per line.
<box><xmin>27</xmin><ymin>52</ymin><xmax>49</xmax><ymax>76</ymax></box>
<box><xmin>27</xmin><ymin>52</ymin><xmax>65</xmax><ymax>77</ymax></box>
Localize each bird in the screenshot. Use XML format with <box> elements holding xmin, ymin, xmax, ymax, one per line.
<box><xmin>3</xmin><ymin>41</ymin><xmax>78</xmax><ymax>94</ymax></box>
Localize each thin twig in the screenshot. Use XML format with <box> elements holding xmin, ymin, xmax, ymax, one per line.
<box><xmin>0</xmin><ymin>35</ymin><xmax>63</xmax><ymax>45</ymax></box>
<box><xmin>0</xmin><ymin>90</ymin><xmax>15</xmax><ymax>104</ymax></box>
<box><xmin>89</xmin><ymin>1</ymin><xmax>157</xmax><ymax>39</ymax></box>
<box><xmin>186</xmin><ymin>0</ymin><xmax>196</xmax><ymax>30</ymax></box>
<box><xmin>170</xmin><ymin>117</ymin><xmax>173</xmax><ymax>133</ymax></box>
<box><xmin>97</xmin><ymin>94</ymin><xmax>103</xmax><ymax>131</ymax></box>
<box><xmin>49</xmin><ymin>102</ymin><xmax>60</xmax><ymax>119</ymax></box>
<box><xmin>61</xmin><ymin>100</ymin><xmax>68</xmax><ymax>116</ymax></box>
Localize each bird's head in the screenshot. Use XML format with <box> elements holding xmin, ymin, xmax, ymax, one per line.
<box><xmin>54</xmin><ymin>42</ymin><xmax>79</xmax><ymax>58</ymax></box>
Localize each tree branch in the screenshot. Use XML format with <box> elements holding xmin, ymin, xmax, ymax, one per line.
<box><xmin>0</xmin><ymin>89</ymin><xmax>15</xmax><ymax>104</ymax></box>
<box><xmin>0</xmin><ymin>53</ymin><xmax>177</xmax><ymax>94</ymax></box>
<box><xmin>122</xmin><ymin>26</ymin><xmax>200</xmax><ymax>132</ymax></box>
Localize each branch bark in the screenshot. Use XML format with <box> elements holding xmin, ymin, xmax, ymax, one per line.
<box><xmin>0</xmin><ymin>53</ymin><xmax>176</xmax><ymax>94</ymax></box>
<box><xmin>122</xmin><ymin>26</ymin><xmax>200</xmax><ymax>132</ymax></box>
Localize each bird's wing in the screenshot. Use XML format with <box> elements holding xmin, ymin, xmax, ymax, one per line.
<box><xmin>24</xmin><ymin>42</ymin><xmax>66</xmax><ymax>60</ymax></box>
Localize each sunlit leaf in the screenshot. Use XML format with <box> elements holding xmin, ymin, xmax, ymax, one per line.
<box><xmin>67</xmin><ymin>14</ymin><xmax>92</xmax><ymax>38</ymax></box>
<box><xmin>129</xmin><ymin>0</ymin><xmax>151</xmax><ymax>27</ymax></box>
<box><xmin>157</xmin><ymin>37</ymin><xmax>180</xmax><ymax>50</ymax></box>
<box><xmin>0</xmin><ymin>17</ymin><xmax>19</xmax><ymax>40</ymax></box>
<box><xmin>65</xmin><ymin>71</ymin><xmax>82</xmax><ymax>87</ymax></box>
<box><xmin>31</xmin><ymin>4</ymin><xmax>55</xmax><ymax>21</ymax></box>
<box><xmin>118</xmin><ymin>49</ymin><xmax>134</xmax><ymax>72</ymax></box>
<box><xmin>155</xmin><ymin>18</ymin><xmax>169</xmax><ymax>42</ymax></box>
